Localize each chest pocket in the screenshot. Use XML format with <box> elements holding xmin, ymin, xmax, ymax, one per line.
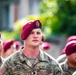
<box><xmin>13</xmin><ymin>65</ymin><xmax>32</xmax><ymax>75</ymax></box>
<box><xmin>33</xmin><ymin>62</ymin><xmax>54</xmax><ymax>75</ymax></box>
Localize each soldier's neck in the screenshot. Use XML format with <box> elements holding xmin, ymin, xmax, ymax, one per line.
<box><xmin>23</xmin><ymin>47</ymin><xmax>40</xmax><ymax>58</ymax></box>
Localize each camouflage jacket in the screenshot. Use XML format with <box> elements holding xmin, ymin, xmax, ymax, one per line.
<box><xmin>61</xmin><ymin>60</ymin><xmax>76</xmax><ymax>75</ymax></box>
<box><xmin>1</xmin><ymin>48</ymin><xmax>63</xmax><ymax>75</ymax></box>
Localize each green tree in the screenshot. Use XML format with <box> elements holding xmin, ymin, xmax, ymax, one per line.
<box><xmin>40</xmin><ymin>0</ymin><xmax>76</xmax><ymax>37</ymax></box>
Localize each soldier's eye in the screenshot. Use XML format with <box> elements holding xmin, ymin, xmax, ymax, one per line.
<box><xmin>37</xmin><ymin>32</ymin><xmax>41</xmax><ymax>35</ymax></box>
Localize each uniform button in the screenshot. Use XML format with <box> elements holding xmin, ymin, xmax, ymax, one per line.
<box><xmin>31</xmin><ymin>71</ymin><xmax>37</xmax><ymax>75</ymax></box>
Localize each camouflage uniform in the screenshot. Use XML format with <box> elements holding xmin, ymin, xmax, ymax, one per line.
<box><xmin>61</xmin><ymin>60</ymin><xmax>76</xmax><ymax>75</ymax></box>
<box><xmin>1</xmin><ymin>48</ymin><xmax>63</xmax><ymax>75</ymax></box>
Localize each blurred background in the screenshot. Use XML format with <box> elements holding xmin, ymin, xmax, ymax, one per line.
<box><xmin>0</xmin><ymin>0</ymin><xmax>76</xmax><ymax>58</ymax></box>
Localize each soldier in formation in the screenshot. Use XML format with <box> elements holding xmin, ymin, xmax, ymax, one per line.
<box><xmin>61</xmin><ymin>40</ymin><xmax>76</xmax><ymax>75</ymax></box>
<box><xmin>1</xmin><ymin>20</ymin><xmax>63</xmax><ymax>75</ymax></box>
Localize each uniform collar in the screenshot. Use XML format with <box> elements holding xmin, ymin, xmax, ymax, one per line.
<box><xmin>19</xmin><ymin>47</ymin><xmax>49</xmax><ymax>67</ymax></box>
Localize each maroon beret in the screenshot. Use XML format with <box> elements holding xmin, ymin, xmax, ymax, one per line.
<box><xmin>65</xmin><ymin>41</ymin><xmax>76</xmax><ymax>55</ymax></box>
<box><xmin>42</xmin><ymin>42</ymin><xmax>51</xmax><ymax>49</ymax></box>
<box><xmin>61</xmin><ymin>35</ymin><xmax>76</xmax><ymax>54</ymax></box>
<box><xmin>3</xmin><ymin>40</ymin><xmax>15</xmax><ymax>52</ymax></box>
<box><xmin>20</xmin><ymin>20</ymin><xmax>42</xmax><ymax>40</ymax></box>
<box><xmin>67</xmin><ymin>35</ymin><xmax>76</xmax><ymax>42</ymax></box>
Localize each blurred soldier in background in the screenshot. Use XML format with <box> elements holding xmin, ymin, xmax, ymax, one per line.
<box><xmin>13</xmin><ymin>41</ymin><xmax>22</xmax><ymax>51</ymax></box>
<box><xmin>56</xmin><ymin>35</ymin><xmax>76</xmax><ymax>64</ymax></box>
<box><xmin>1</xmin><ymin>20</ymin><xmax>63</xmax><ymax>75</ymax></box>
<box><xmin>61</xmin><ymin>40</ymin><xmax>76</xmax><ymax>75</ymax></box>
<box><xmin>1</xmin><ymin>39</ymin><xmax>15</xmax><ymax>63</ymax></box>
<box><xmin>41</xmin><ymin>41</ymin><xmax>51</xmax><ymax>54</ymax></box>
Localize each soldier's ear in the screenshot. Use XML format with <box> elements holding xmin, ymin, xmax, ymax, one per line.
<box><xmin>42</xmin><ymin>36</ymin><xmax>44</xmax><ymax>41</ymax></box>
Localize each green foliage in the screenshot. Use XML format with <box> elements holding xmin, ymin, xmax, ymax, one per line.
<box><xmin>1</xmin><ymin>30</ymin><xmax>21</xmax><ymax>41</ymax></box>
<box><xmin>56</xmin><ymin>0</ymin><xmax>76</xmax><ymax>36</ymax></box>
<box><xmin>39</xmin><ymin>0</ymin><xmax>62</xmax><ymax>36</ymax></box>
<box><xmin>39</xmin><ymin>0</ymin><xmax>76</xmax><ymax>37</ymax></box>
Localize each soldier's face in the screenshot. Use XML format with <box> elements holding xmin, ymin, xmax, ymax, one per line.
<box><xmin>67</xmin><ymin>52</ymin><xmax>76</xmax><ymax>65</ymax></box>
<box><xmin>4</xmin><ymin>45</ymin><xmax>15</xmax><ymax>57</ymax></box>
<box><xmin>25</xmin><ymin>28</ymin><xmax>42</xmax><ymax>47</ymax></box>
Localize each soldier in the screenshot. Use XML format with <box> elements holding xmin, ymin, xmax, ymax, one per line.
<box><xmin>61</xmin><ymin>40</ymin><xmax>76</xmax><ymax>75</ymax></box>
<box><xmin>57</xmin><ymin>35</ymin><xmax>76</xmax><ymax>64</ymax></box>
<box><xmin>1</xmin><ymin>20</ymin><xmax>63</xmax><ymax>75</ymax></box>
<box><xmin>1</xmin><ymin>39</ymin><xmax>15</xmax><ymax>63</ymax></box>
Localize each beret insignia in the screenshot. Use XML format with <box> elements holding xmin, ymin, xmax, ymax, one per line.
<box><xmin>36</xmin><ymin>21</ymin><xmax>40</xmax><ymax>27</ymax></box>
